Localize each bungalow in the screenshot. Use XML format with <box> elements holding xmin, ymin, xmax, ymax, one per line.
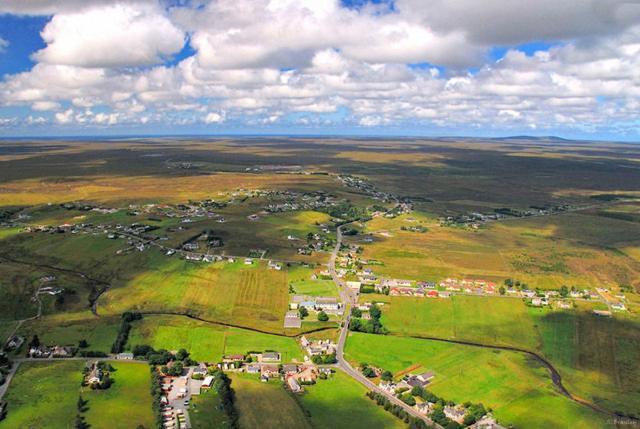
<box><xmin>117</xmin><ymin>352</ymin><xmax>134</xmax><ymax>360</ymax></box>
<box><xmin>87</xmin><ymin>363</ymin><xmax>103</xmax><ymax>385</ymax></box>
<box><xmin>531</xmin><ymin>297</ymin><xmax>547</xmax><ymax>307</ymax></box>
<box><xmin>444</xmin><ymin>406</ymin><xmax>466</xmax><ymax>424</ymax></box>
<box><xmin>427</xmin><ymin>290</ymin><xmax>439</xmax><ymax>298</ymax></box>
<box><xmin>246</xmin><ymin>364</ymin><xmax>261</xmax><ymax>374</ymax></box>
<box><xmin>295</xmin><ymin>366</ymin><xmax>318</xmax><ymax>383</ymax></box>
<box><xmin>315</xmin><ymin>297</ymin><xmax>340</xmax><ymax>311</ymax></box>
<box><xmin>438</xmin><ymin>291</ymin><xmax>451</xmax><ymax>298</ymax></box>
<box><xmin>261</xmin><ymin>352</ymin><xmax>281</xmax><ymax>362</ymax></box>
<box><xmin>593</xmin><ymin>309</ymin><xmax>612</xmax><ymax>317</ymax></box>
<box><xmin>268</xmin><ymin>260</ymin><xmax>282</xmax><ymax>270</ymax></box>
<box><xmin>415</xmin><ymin>401</ymin><xmax>434</xmax><ymax>415</ymax></box>
<box><xmin>260</xmin><ymin>364</ymin><xmax>279</xmax><ymax>379</ymax></box>
<box><xmin>611</xmin><ymin>303</ymin><xmax>626</xmax><ymax>311</ymax></box>
<box><xmin>244</xmin><ymin>258</ymin><xmax>254</xmax><ymax>265</ymax></box>
<box><xmin>224</xmin><ymin>354</ymin><xmax>245</xmax><ymax>362</ymax></box>
<box><xmin>403</xmin><ymin>371</ymin><xmax>434</xmax><ymax>388</ymax></box>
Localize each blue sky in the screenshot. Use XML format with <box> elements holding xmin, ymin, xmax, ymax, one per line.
<box><xmin>0</xmin><ymin>0</ymin><xmax>638</xmax><ymax>140</ymax></box>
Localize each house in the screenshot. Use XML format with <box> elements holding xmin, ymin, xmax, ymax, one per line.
<box><xmin>556</xmin><ymin>301</ymin><xmax>571</xmax><ymax>310</ymax></box>
<box><xmin>379</xmin><ymin>381</ymin><xmax>398</xmax><ymax>394</ymax></box>
<box><xmin>51</xmin><ymin>346</ymin><xmax>73</xmax><ymax>357</ymax></box>
<box><xmin>593</xmin><ymin>309</ymin><xmax>612</xmax><ymax>317</ymax></box>
<box><xmin>427</xmin><ymin>290</ymin><xmax>439</xmax><ymax>298</ymax></box>
<box><xmin>282</xmin><ymin>364</ymin><xmax>298</xmax><ymax>376</ymax></box>
<box><xmin>222</xmin><ymin>354</ymin><xmax>244</xmax><ymax>363</ymax></box>
<box><xmin>295</xmin><ymin>366</ymin><xmax>318</xmax><ymax>383</ymax></box>
<box><xmin>415</xmin><ymin>401</ymin><xmax>434</xmax><ymax>415</ymax></box>
<box><xmin>469</xmin><ymin>416</ymin><xmax>507</xmax><ymax>429</ymax></box>
<box><xmin>438</xmin><ymin>291</ymin><xmax>451</xmax><ymax>298</ymax></box>
<box><xmin>246</xmin><ymin>364</ymin><xmax>261</xmax><ymax>374</ymax></box>
<box><xmin>287</xmin><ymin>376</ymin><xmax>302</xmax><ymax>393</ymax></box>
<box><xmin>244</xmin><ymin>258</ymin><xmax>253</xmax><ymax>265</ymax></box>
<box><xmin>5</xmin><ymin>335</ymin><xmax>24</xmax><ymax>351</ymax></box>
<box><xmin>346</xmin><ymin>281</ymin><xmax>362</xmax><ymax>290</ymax></box>
<box><xmin>315</xmin><ymin>297</ymin><xmax>340</xmax><ymax>311</ymax></box>
<box><xmin>268</xmin><ymin>260</ymin><xmax>282</xmax><ymax>270</ymax></box>
<box><xmin>87</xmin><ymin>362</ymin><xmax>103</xmax><ymax>385</ymax></box>
<box><xmin>117</xmin><ymin>352</ymin><xmax>134</xmax><ymax>360</ymax></box>
<box><xmin>611</xmin><ymin>303</ymin><xmax>626</xmax><ymax>311</ymax></box>
<box><xmin>531</xmin><ymin>297</ymin><xmax>547</xmax><ymax>307</ymax></box>
<box><xmin>404</xmin><ymin>371</ymin><xmax>435</xmax><ymax>388</ymax></box>
<box><xmin>261</xmin><ymin>352</ymin><xmax>281</xmax><ymax>362</ymax></box>
<box><xmin>260</xmin><ymin>364</ymin><xmax>279</xmax><ymax>379</ymax></box>
<box><xmin>444</xmin><ymin>406</ymin><xmax>466</xmax><ymax>424</ymax></box>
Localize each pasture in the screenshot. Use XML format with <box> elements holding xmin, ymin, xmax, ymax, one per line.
<box><xmin>81</xmin><ymin>361</ymin><xmax>154</xmax><ymax>429</ymax></box>
<box><xmin>378</xmin><ymin>295</ymin><xmax>640</xmax><ymax>415</ymax></box>
<box><xmin>299</xmin><ymin>370</ymin><xmax>406</xmax><ymax>429</ymax></box>
<box><xmin>189</xmin><ymin>388</ymin><xmax>231</xmax><ymax>429</ymax></box>
<box><xmin>231</xmin><ymin>373</ymin><xmax>312</xmax><ymax>429</ymax></box>
<box><xmin>128</xmin><ymin>315</ymin><xmax>304</xmax><ymax>362</ymax></box>
<box><xmin>0</xmin><ymin>361</ymin><xmax>84</xmax><ymax>429</ymax></box>
<box><xmin>344</xmin><ymin>333</ymin><xmax>607</xmax><ymax>429</ymax></box>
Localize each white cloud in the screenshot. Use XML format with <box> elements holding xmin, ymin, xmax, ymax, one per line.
<box><xmin>0</xmin><ymin>38</ymin><xmax>8</xmax><ymax>53</ymax></box>
<box><xmin>31</xmin><ymin>100</ymin><xmax>60</xmax><ymax>111</ymax></box>
<box><xmin>33</xmin><ymin>2</ymin><xmax>185</xmax><ymax>68</ymax></box>
<box><xmin>204</xmin><ymin>112</ymin><xmax>225</xmax><ymax>124</ymax></box>
<box><xmin>54</xmin><ymin>108</ymin><xmax>74</xmax><ymax>124</ymax></box>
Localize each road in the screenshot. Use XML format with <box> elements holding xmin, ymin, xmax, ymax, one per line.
<box><xmin>329</xmin><ymin>222</ymin><xmax>441</xmax><ymax>428</ymax></box>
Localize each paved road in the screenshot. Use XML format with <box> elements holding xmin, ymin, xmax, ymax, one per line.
<box><xmin>329</xmin><ymin>223</ymin><xmax>441</xmax><ymax>428</ymax></box>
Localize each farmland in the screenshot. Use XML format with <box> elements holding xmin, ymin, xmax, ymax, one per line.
<box><xmin>0</xmin><ymin>361</ymin><xmax>84</xmax><ymax>429</ymax></box>
<box><xmin>377</xmin><ymin>295</ymin><xmax>640</xmax><ymax>414</ymax></box>
<box><xmin>344</xmin><ymin>333</ymin><xmax>607</xmax><ymax>429</ymax></box>
<box><xmin>188</xmin><ymin>388</ymin><xmax>231</xmax><ymax>429</ymax></box>
<box><xmin>299</xmin><ymin>370</ymin><xmax>406</xmax><ymax>429</ymax></box>
<box><xmin>127</xmin><ymin>315</ymin><xmax>304</xmax><ymax>362</ymax></box>
<box><xmin>81</xmin><ymin>362</ymin><xmax>155</xmax><ymax>429</ymax></box>
<box><xmin>231</xmin><ymin>373</ymin><xmax>312</xmax><ymax>429</ymax></box>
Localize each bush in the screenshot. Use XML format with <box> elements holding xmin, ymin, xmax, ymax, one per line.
<box><xmin>317</xmin><ymin>311</ymin><xmax>329</xmax><ymax>322</ymax></box>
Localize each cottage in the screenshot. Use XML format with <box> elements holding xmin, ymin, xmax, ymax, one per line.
<box><xmin>246</xmin><ymin>364</ymin><xmax>261</xmax><ymax>374</ymax></box>
<box><xmin>117</xmin><ymin>352</ymin><xmax>134</xmax><ymax>360</ymax></box>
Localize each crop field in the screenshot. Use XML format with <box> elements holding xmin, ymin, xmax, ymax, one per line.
<box><xmin>0</xmin><ymin>361</ymin><xmax>85</xmax><ymax>429</ymax></box>
<box><xmin>299</xmin><ymin>370</ymin><xmax>406</xmax><ymax>429</ymax></box>
<box><xmin>128</xmin><ymin>315</ymin><xmax>304</xmax><ymax>362</ymax></box>
<box><xmin>378</xmin><ymin>295</ymin><xmax>640</xmax><ymax>414</ymax></box>
<box><xmin>81</xmin><ymin>362</ymin><xmax>154</xmax><ymax>429</ymax></box>
<box><xmin>344</xmin><ymin>333</ymin><xmax>607</xmax><ymax>429</ymax></box>
<box><xmin>100</xmin><ymin>259</ymin><xmax>294</xmax><ymax>333</ymax></box>
<box><xmin>231</xmin><ymin>373</ymin><xmax>312</xmax><ymax>429</ymax></box>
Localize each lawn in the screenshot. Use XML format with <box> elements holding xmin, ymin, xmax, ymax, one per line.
<box><xmin>231</xmin><ymin>373</ymin><xmax>312</xmax><ymax>429</ymax></box>
<box><xmin>298</xmin><ymin>370</ymin><xmax>406</xmax><ymax>429</ymax></box>
<box><xmin>82</xmin><ymin>361</ymin><xmax>155</xmax><ymax>429</ymax></box>
<box><xmin>344</xmin><ymin>333</ymin><xmax>608</xmax><ymax>429</ymax></box>
<box><xmin>0</xmin><ymin>361</ymin><xmax>85</xmax><ymax>429</ymax></box>
<box><xmin>128</xmin><ymin>315</ymin><xmax>304</xmax><ymax>362</ymax></box>
<box><xmin>189</xmin><ymin>388</ymin><xmax>231</xmax><ymax>429</ymax></box>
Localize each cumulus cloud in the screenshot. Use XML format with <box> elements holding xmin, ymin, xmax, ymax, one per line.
<box><xmin>0</xmin><ymin>37</ymin><xmax>8</xmax><ymax>53</ymax></box>
<box><xmin>33</xmin><ymin>2</ymin><xmax>185</xmax><ymax>68</ymax></box>
<box><xmin>0</xmin><ymin>0</ymin><xmax>640</xmax><ymax>137</ymax></box>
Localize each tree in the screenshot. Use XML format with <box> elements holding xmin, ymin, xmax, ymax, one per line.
<box><xmin>559</xmin><ymin>285</ymin><xmax>569</xmax><ymax>298</ymax></box>
<box><xmin>504</xmin><ymin>278</ymin><xmax>513</xmax><ymax>287</ymax></box>
<box><xmin>77</xmin><ymin>395</ymin><xmax>87</xmax><ymax>412</ymax></box>
<box><xmin>317</xmin><ymin>311</ymin><xmax>329</xmax><ymax>322</ymax></box>
<box><xmin>351</xmin><ymin>307</ymin><xmax>362</xmax><ymax>318</ymax></box>
<box><xmin>298</xmin><ymin>306</ymin><xmax>309</xmax><ymax>319</ymax></box>
<box><xmin>29</xmin><ymin>334</ymin><xmax>40</xmax><ymax>349</ymax></box>
<box><xmin>78</xmin><ymin>339</ymin><xmax>88</xmax><ymax>348</ymax></box>
<box><xmin>381</xmin><ymin>370</ymin><xmax>393</xmax><ymax>382</ymax></box>
<box><xmin>175</xmin><ymin>348</ymin><xmax>189</xmax><ymax>361</ymax></box>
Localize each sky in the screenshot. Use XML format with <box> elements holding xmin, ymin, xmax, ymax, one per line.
<box><xmin>0</xmin><ymin>0</ymin><xmax>639</xmax><ymax>140</ymax></box>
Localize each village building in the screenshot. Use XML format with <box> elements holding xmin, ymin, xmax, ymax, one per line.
<box><xmin>260</xmin><ymin>364</ymin><xmax>279</xmax><ymax>380</ymax></box>
<box><xmin>444</xmin><ymin>406</ymin><xmax>466</xmax><ymax>424</ymax></box>
<box><xmin>117</xmin><ymin>352</ymin><xmax>134</xmax><ymax>360</ymax></box>
<box><xmin>468</xmin><ymin>416</ymin><xmax>507</xmax><ymax>429</ymax></box>
<box><xmin>287</xmin><ymin>376</ymin><xmax>302</xmax><ymax>393</ymax></box>
<box><xmin>246</xmin><ymin>364</ymin><xmax>261</xmax><ymax>374</ymax></box>
<box><xmin>261</xmin><ymin>352</ymin><xmax>281</xmax><ymax>362</ymax></box>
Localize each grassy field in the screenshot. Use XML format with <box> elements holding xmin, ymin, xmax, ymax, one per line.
<box><xmin>189</xmin><ymin>388</ymin><xmax>231</xmax><ymax>429</ymax></box>
<box><xmin>356</xmin><ymin>211</ymin><xmax>640</xmax><ymax>290</ymax></box>
<box><xmin>377</xmin><ymin>294</ymin><xmax>640</xmax><ymax>415</ymax></box>
<box><xmin>231</xmin><ymin>373</ymin><xmax>312</xmax><ymax>429</ymax></box>
<box><xmin>18</xmin><ymin>315</ymin><xmax>121</xmax><ymax>353</ymax></box>
<box><xmin>81</xmin><ymin>362</ymin><xmax>154</xmax><ymax>429</ymax></box>
<box><xmin>128</xmin><ymin>315</ymin><xmax>304</xmax><ymax>362</ymax></box>
<box><xmin>0</xmin><ymin>361</ymin><xmax>84</xmax><ymax>429</ymax></box>
<box><xmin>344</xmin><ymin>333</ymin><xmax>607</xmax><ymax>429</ymax></box>
<box><xmin>298</xmin><ymin>370</ymin><xmax>406</xmax><ymax>429</ymax></box>
<box><xmin>101</xmin><ymin>259</ymin><xmax>292</xmax><ymax>333</ymax></box>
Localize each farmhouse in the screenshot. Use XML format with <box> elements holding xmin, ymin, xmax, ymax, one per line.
<box><xmin>444</xmin><ymin>406</ymin><xmax>466</xmax><ymax>424</ymax></box>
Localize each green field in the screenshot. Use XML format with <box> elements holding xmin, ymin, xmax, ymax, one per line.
<box><xmin>128</xmin><ymin>315</ymin><xmax>304</xmax><ymax>362</ymax></box>
<box><xmin>189</xmin><ymin>388</ymin><xmax>231</xmax><ymax>429</ymax></box>
<box><xmin>231</xmin><ymin>373</ymin><xmax>312</xmax><ymax>429</ymax></box>
<box><xmin>344</xmin><ymin>333</ymin><xmax>607</xmax><ymax>429</ymax></box>
<box><xmin>18</xmin><ymin>316</ymin><xmax>121</xmax><ymax>353</ymax></box>
<box><xmin>81</xmin><ymin>362</ymin><xmax>154</xmax><ymax>429</ymax></box>
<box><xmin>299</xmin><ymin>370</ymin><xmax>406</xmax><ymax>429</ymax></box>
<box><xmin>378</xmin><ymin>294</ymin><xmax>640</xmax><ymax>415</ymax></box>
<box><xmin>0</xmin><ymin>361</ymin><xmax>85</xmax><ymax>429</ymax></box>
